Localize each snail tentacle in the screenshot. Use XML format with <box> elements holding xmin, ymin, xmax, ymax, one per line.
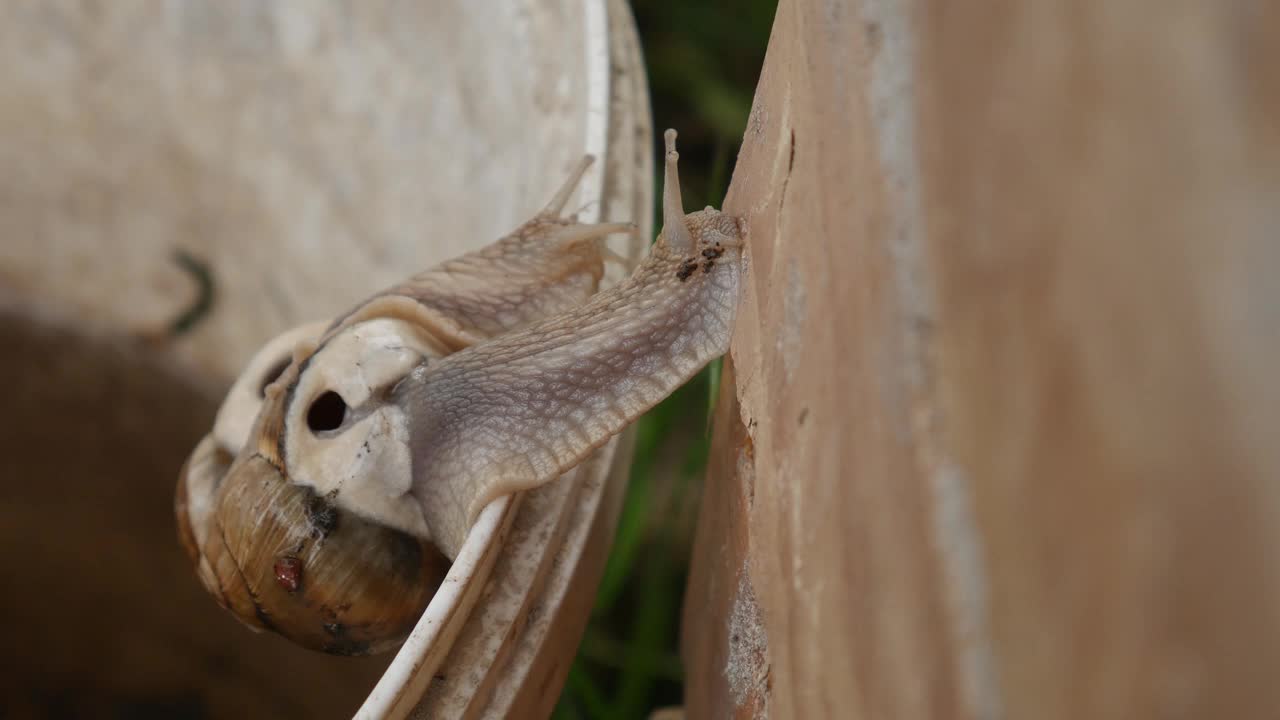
<box><xmin>177</xmin><ymin>134</ymin><xmax>743</xmax><ymax>653</ymax></box>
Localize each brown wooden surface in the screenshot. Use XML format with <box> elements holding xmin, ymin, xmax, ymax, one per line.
<box><xmin>684</xmin><ymin>0</ymin><xmax>1280</xmax><ymax>717</ymax></box>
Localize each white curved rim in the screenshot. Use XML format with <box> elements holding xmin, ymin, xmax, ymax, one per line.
<box><xmin>354</xmin><ymin>1</ymin><xmax>615</xmax><ymax>718</ymax></box>
<box><xmin>579</xmin><ymin>0</ymin><xmax>611</xmax><ymax>226</ymax></box>
<box><xmin>354</xmin><ymin>496</ymin><xmax>513</xmax><ymax>720</ymax></box>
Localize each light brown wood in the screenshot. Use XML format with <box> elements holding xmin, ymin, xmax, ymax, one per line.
<box><xmin>685</xmin><ymin>0</ymin><xmax>1280</xmax><ymax>717</ymax></box>
<box><xmin>683</xmin><ymin>361</ymin><xmax>766</xmax><ymax>720</ymax></box>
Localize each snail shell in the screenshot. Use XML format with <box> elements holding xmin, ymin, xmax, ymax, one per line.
<box><xmin>176</xmin><ymin>319</ymin><xmax>453</xmax><ymax>655</ymax></box>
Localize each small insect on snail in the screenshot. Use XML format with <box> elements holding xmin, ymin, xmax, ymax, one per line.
<box><xmin>176</xmin><ymin>130</ymin><xmax>743</xmax><ymax>655</ymax></box>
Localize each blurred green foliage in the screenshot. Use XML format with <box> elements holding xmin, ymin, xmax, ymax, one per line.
<box><xmin>552</xmin><ymin>2</ymin><xmax>775</xmax><ymax>718</ymax></box>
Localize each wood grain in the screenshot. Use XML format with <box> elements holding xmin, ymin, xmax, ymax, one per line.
<box><xmin>684</xmin><ymin>0</ymin><xmax>1280</xmax><ymax>717</ymax></box>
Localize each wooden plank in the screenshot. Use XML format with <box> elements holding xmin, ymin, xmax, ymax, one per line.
<box><xmin>916</xmin><ymin>2</ymin><xmax>1280</xmax><ymax>717</ymax></box>
<box><xmin>687</xmin><ymin>0</ymin><xmax>967</xmax><ymax>715</ymax></box>
<box><xmin>685</xmin><ymin>0</ymin><xmax>1280</xmax><ymax>717</ymax></box>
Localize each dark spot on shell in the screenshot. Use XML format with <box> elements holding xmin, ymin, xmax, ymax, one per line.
<box><xmin>253</xmin><ymin>603</ymin><xmax>276</xmax><ymax>632</ymax></box>
<box><xmin>306</xmin><ymin>491</ymin><xmax>340</xmax><ymax>539</ymax></box>
<box><xmin>702</xmin><ymin>260</ymin><xmax>715</xmax><ymax>274</ymax></box>
<box><xmin>676</xmin><ymin>259</ymin><xmax>698</xmax><ymax>281</ymax></box>
<box><xmin>275</xmin><ymin>351</ymin><xmax>317</xmax><ymax>464</ymax></box>
<box><xmin>274</xmin><ymin>555</ymin><xmax>303</xmax><ymax>593</ymax></box>
<box><xmin>701</xmin><ymin>247</ymin><xmax>724</xmax><ymax>259</ymax></box>
<box><xmin>387</xmin><ymin>530</ymin><xmax>426</xmax><ymax>583</ymax></box>
<box><xmin>321</xmin><ymin>622</ymin><xmax>370</xmax><ymax>656</ymax></box>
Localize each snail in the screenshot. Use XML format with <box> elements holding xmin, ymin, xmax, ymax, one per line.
<box><xmin>176</xmin><ymin>130</ymin><xmax>743</xmax><ymax>655</ymax></box>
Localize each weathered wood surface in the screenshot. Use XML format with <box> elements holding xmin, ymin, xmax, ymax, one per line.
<box><xmin>685</xmin><ymin>0</ymin><xmax>1280</xmax><ymax>717</ymax></box>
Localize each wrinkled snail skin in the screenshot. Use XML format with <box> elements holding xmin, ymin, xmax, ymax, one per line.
<box><xmin>396</xmin><ymin>130</ymin><xmax>743</xmax><ymax>558</ymax></box>
<box><xmin>176</xmin><ymin>131</ymin><xmax>744</xmax><ymax>655</ymax></box>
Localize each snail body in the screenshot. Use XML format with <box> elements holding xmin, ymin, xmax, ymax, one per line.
<box><xmin>177</xmin><ymin>318</ymin><xmax>454</xmax><ymax>655</ymax></box>
<box><xmin>177</xmin><ymin>131</ymin><xmax>743</xmax><ymax>654</ymax></box>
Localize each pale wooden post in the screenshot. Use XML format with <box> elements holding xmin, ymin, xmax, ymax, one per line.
<box><xmin>684</xmin><ymin>0</ymin><xmax>1280</xmax><ymax>718</ymax></box>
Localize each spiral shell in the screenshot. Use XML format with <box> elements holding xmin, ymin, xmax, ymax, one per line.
<box><xmin>176</xmin><ymin>321</ymin><xmax>451</xmax><ymax>655</ymax></box>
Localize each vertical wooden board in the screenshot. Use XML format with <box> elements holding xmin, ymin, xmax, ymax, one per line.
<box><xmin>688</xmin><ymin>0</ymin><xmax>1280</xmax><ymax>718</ymax></box>
<box><xmin>686</xmin><ymin>0</ymin><xmax>973</xmax><ymax>717</ymax></box>
<box><xmin>682</xmin><ymin>362</ymin><xmax>763</xmax><ymax>720</ymax></box>
<box><xmin>917</xmin><ymin>1</ymin><xmax>1280</xmax><ymax>718</ymax></box>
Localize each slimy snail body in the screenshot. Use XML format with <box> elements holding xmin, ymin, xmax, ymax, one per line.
<box><xmin>176</xmin><ymin>131</ymin><xmax>743</xmax><ymax>654</ymax></box>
